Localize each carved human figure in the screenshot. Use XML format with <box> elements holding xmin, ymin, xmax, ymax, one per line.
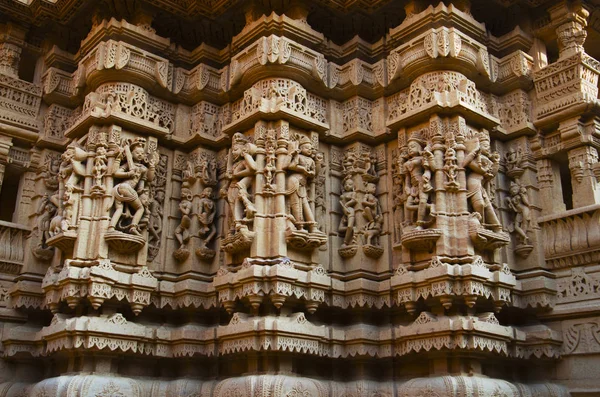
<box><xmin>505</xmin><ymin>147</ymin><xmax>523</xmax><ymax>175</ymax></box>
<box><xmin>403</xmin><ymin>135</ymin><xmax>434</xmax><ymax>229</ymax></box>
<box><xmin>59</xmin><ymin>143</ymin><xmax>88</xmax><ymax>191</ymax></box>
<box><xmin>61</xmin><ymin>188</ymin><xmax>75</xmax><ymax>232</ymax></box>
<box><xmin>505</xmin><ymin>181</ymin><xmax>534</xmax><ymax>245</ymax></box>
<box><xmin>148</xmin><ymin>190</ymin><xmax>165</xmax><ymax>245</ymax></box>
<box><xmin>284</xmin><ymin>136</ymin><xmax>318</xmax><ymax>232</ymax></box>
<box><xmin>362</xmin><ymin>183</ymin><xmax>379</xmax><ymax>224</ymax></box>
<box><xmin>198</xmin><ymin>187</ymin><xmax>216</xmax><ymax>246</ymax></box>
<box><xmin>462</xmin><ymin>133</ymin><xmax>502</xmax><ymax>231</ymax></box>
<box><xmin>41</xmin><ymin>157</ymin><xmax>60</xmax><ymax>191</ymax></box>
<box><xmin>199</xmin><ymin>157</ymin><xmax>217</xmax><ymax>186</ymax></box>
<box><xmin>314</xmin><ymin>151</ymin><xmax>327</xmax><ymax>232</ymax></box>
<box><xmin>93</xmin><ymin>146</ymin><xmax>108</xmax><ymax>187</ymax></box>
<box><xmin>338</xmin><ymin>178</ymin><xmax>358</xmax><ymax>246</ymax></box>
<box><xmin>226</xmin><ymin>133</ymin><xmax>257</xmax><ymax>231</ymax></box>
<box><xmin>108</xmin><ymin>139</ymin><xmax>156</xmax><ymax>236</ymax></box>
<box><xmin>362</xmin><ymin>182</ymin><xmax>383</xmax><ymax>246</ymax></box>
<box><xmin>443</xmin><ymin>147</ymin><xmax>459</xmax><ymax>190</ymax></box>
<box><xmin>37</xmin><ymin>194</ymin><xmax>57</xmax><ymax>244</ymax></box>
<box><xmin>174</xmin><ymin>189</ymin><xmax>193</xmax><ymax>248</ymax></box>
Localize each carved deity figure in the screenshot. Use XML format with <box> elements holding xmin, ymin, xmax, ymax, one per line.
<box><xmin>174</xmin><ymin>189</ymin><xmax>193</xmax><ymax>249</ymax></box>
<box><xmin>462</xmin><ymin>133</ymin><xmax>502</xmax><ymax>231</ymax></box>
<box><xmin>505</xmin><ymin>181</ymin><xmax>534</xmax><ymax>245</ymax></box>
<box><xmin>226</xmin><ymin>133</ymin><xmax>257</xmax><ymax>232</ymax></box>
<box><xmin>108</xmin><ymin>139</ymin><xmax>156</xmax><ymax>236</ymax></box>
<box><xmin>338</xmin><ymin>178</ymin><xmax>358</xmax><ymax>246</ymax></box>
<box><xmin>37</xmin><ymin>194</ymin><xmax>57</xmax><ymax>244</ymax></box>
<box><xmin>283</xmin><ymin>136</ymin><xmax>318</xmax><ymax>232</ymax></box>
<box><xmin>41</xmin><ymin>157</ymin><xmax>60</xmax><ymax>191</ymax></box>
<box><xmin>362</xmin><ymin>182</ymin><xmax>383</xmax><ymax>246</ymax></box>
<box><xmin>443</xmin><ymin>147</ymin><xmax>459</xmax><ymax>191</ymax></box>
<box><xmin>391</xmin><ymin>153</ymin><xmax>407</xmax><ymax>243</ymax></box>
<box><xmin>403</xmin><ymin>134</ymin><xmax>434</xmax><ymax>229</ymax></box>
<box><xmin>59</xmin><ymin>142</ymin><xmax>88</xmax><ymax>191</ymax></box>
<box><xmin>505</xmin><ymin>147</ymin><xmax>521</xmax><ymax>173</ymax></box>
<box><xmin>148</xmin><ymin>190</ymin><xmax>165</xmax><ymax>245</ymax></box>
<box><xmin>92</xmin><ymin>146</ymin><xmax>108</xmax><ymax>188</ymax></box>
<box><xmin>198</xmin><ymin>187</ymin><xmax>216</xmax><ymax>246</ymax></box>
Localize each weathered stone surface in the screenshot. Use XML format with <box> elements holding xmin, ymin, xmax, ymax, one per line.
<box><xmin>0</xmin><ymin>0</ymin><xmax>599</xmax><ymax>395</ymax></box>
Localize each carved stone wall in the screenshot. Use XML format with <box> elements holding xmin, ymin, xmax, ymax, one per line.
<box><xmin>0</xmin><ymin>0</ymin><xmax>599</xmax><ymax>395</ymax></box>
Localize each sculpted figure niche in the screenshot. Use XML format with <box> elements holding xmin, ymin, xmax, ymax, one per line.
<box><xmin>462</xmin><ymin>132</ymin><xmax>509</xmax><ymax>251</ymax></box>
<box><xmin>362</xmin><ymin>182</ymin><xmax>384</xmax><ymax>258</ymax></box>
<box><xmin>283</xmin><ymin>135</ymin><xmax>327</xmax><ymax>250</ymax></box>
<box><xmin>222</xmin><ymin>132</ymin><xmax>257</xmax><ymax>254</ymax></box>
<box><xmin>106</xmin><ymin>138</ymin><xmax>158</xmax><ymax>254</ymax></box>
<box><xmin>403</xmin><ymin>132</ymin><xmax>434</xmax><ymax>229</ymax></box>
<box><xmin>196</xmin><ymin>187</ymin><xmax>217</xmax><ymax>261</ymax></box>
<box><xmin>46</xmin><ymin>142</ymin><xmax>89</xmax><ymax>253</ymax></box>
<box><xmin>399</xmin><ymin>130</ymin><xmax>443</xmax><ymax>253</ymax></box>
<box><xmin>463</xmin><ymin>132</ymin><xmax>502</xmax><ymax>231</ymax></box>
<box><xmin>173</xmin><ymin>188</ymin><xmax>193</xmax><ymax>262</ymax></box>
<box><xmin>338</xmin><ymin>177</ymin><xmax>358</xmax><ymax>258</ymax></box>
<box><xmin>33</xmin><ymin>156</ymin><xmax>60</xmax><ymax>261</ymax></box>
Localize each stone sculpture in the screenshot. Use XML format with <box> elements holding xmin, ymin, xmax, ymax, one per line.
<box><xmin>403</xmin><ymin>133</ymin><xmax>434</xmax><ymax>229</ymax></box>
<box><xmin>338</xmin><ymin>177</ymin><xmax>358</xmax><ymax>258</ymax></box>
<box><xmin>463</xmin><ymin>132</ymin><xmax>502</xmax><ymax>231</ymax></box>
<box><xmin>222</xmin><ymin>132</ymin><xmax>257</xmax><ymax>253</ymax></box>
<box><xmin>105</xmin><ymin>138</ymin><xmax>157</xmax><ymax>253</ymax></box>
<box><xmin>283</xmin><ymin>135</ymin><xmax>327</xmax><ymax>250</ymax></box>
<box><xmin>173</xmin><ymin>188</ymin><xmax>193</xmax><ymax>262</ymax></box>
<box><xmin>108</xmin><ymin>138</ymin><xmax>155</xmax><ymax>236</ymax></box>
<box><xmin>196</xmin><ymin>187</ymin><xmax>217</xmax><ymax>260</ymax></box>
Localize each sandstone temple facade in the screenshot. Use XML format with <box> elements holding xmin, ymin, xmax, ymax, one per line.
<box><xmin>0</xmin><ymin>0</ymin><xmax>598</xmax><ymax>395</ymax></box>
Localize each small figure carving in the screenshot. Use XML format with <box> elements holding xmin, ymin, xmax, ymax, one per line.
<box><xmin>505</xmin><ymin>181</ymin><xmax>535</xmax><ymax>250</ymax></box>
<box><xmin>443</xmin><ymin>147</ymin><xmax>460</xmax><ymax>191</ymax></box>
<box><xmin>392</xmin><ymin>152</ymin><xmax>407</xmax><ymax>245</ymax></box>
<box><xmin>148</xmin><ymin>190</ymin><xmax>164</xmax><ymax>247</ymax></box>
<box><xmin>108</xmin><ymin>138</ymin><xmax>156</xmax><ymax>236</ymax></box>
<box><xmin>59</xmin><ymin>142</ymin><xmax>88</xmax><ymax>192</ymax></box>
<box><xmin>263</xmin><ymin>136</ymin><xmax>277</xmax><ymax>193</ymax></box>
<box><xmin>362</xmin><ymin>182</ymin><xmax>384</xmax><ymax>258</ymax></box>
<box><xmin>505</xmin><ymin>146</ymin><xmax>524</xmax><ymax>178</ymax></box>
<box><xmin>173</xmin><ymin>188</ymin><xmax>193</xmax><ymax>262</ymax></box>
<box><xmin>314</xmin><ymin>151</ymin><xmax>327</xmax><ymax>235</ymax></box>
<box><xmin>196</xmin><ymin>187</ymin><xmax>217</xmax><ymax>261</ymax></box>
<box><xmin>338</xmin><ymin>178</ymin><xmax>358</xmax><ymax>258</ymax></box>
<box><xmin>198</xmin><ymin>155</ymin><xmax>217</xmax><ymax>186</ymax></box>
<box><xmin>462</xmin><ymin>132</ymin><xmax>502</xmax><ymax>232</ymax></box>
<box><xmin>403</xmin><ymin>133</ymin><xmax>434</xmax><ymax>229</ymax></box>
<box><xmin>41</xmin><ymin>157</ymin><xmax>60</xmax><ymax>191</ymax></box>
<box><xmin>92</xmin><ymin>146</ymin><xmax>108</xmax><ymax>189</ymax></box>
<box><xmin>33</xmin><ymin>193</ymin><xmax>57</xmax><ymax>261</ymax></box>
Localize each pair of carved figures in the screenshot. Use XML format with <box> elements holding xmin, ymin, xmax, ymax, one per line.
<box><xmin>338</xmin><ymin>150</ymin><xmax>384</xmax><ymax>256</ymax></box>
<box><xmin>221</xmin><ymin>131</ymin><xmax>324</xmax><ymax>253</ymax></box>
<box><xmin>395</xmin><ymin>130</ymin><xmax>503</xmax><ymax>247</ymax></box>
<box><xmin>173</xmin><ymin>184</ymin><xmax>217</xmax><ymax>261</ymax></box>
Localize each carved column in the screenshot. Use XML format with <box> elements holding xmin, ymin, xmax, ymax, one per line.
<box><xmin>0</xmin><ymin>23</ymin><xmax>26</xmax><ymax>78</ymax></box>
<box><xmin>568</xmin><ymin>146</ymin><xmax>600</xmax><ymax>208</ymax></box>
